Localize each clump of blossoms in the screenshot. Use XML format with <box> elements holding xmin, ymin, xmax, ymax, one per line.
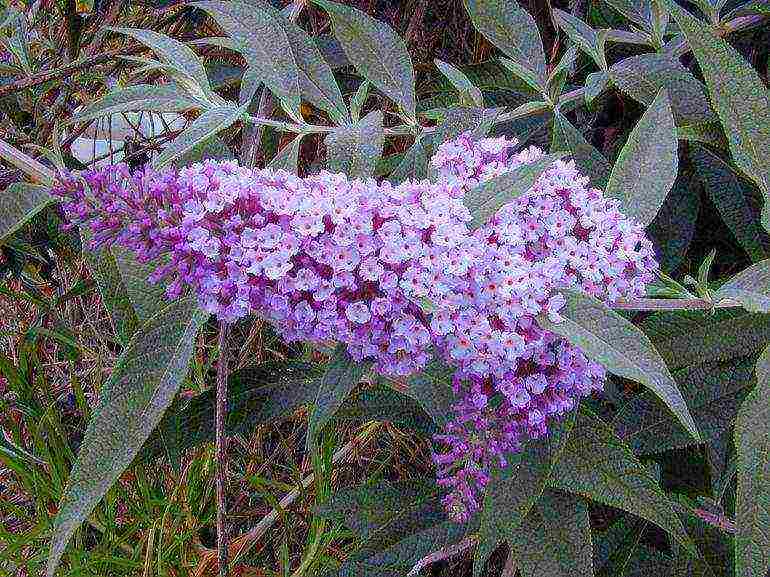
<box><xmin>427</xmin><ymin>133</ymin><xmax>659</xmax><ymax>521</ymax></box>
<box><xmin>52</xmin><ymin>159</ymin><xmax>478</xmax><ymax>378</ymax></box>
<box><xmin>51</xmin><ymin>133</ymin><xmax>659</xmax><ymax>523</ymax></box>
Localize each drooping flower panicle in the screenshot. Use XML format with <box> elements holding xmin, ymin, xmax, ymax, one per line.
<box><xmin>52</xmin><ymin>132</ymin><xmax>659</xmax><ymax>522</ymax></box>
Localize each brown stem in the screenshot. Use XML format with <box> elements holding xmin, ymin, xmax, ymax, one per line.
<box><xmin>215</xmin><ymin>323</ymin><xmax>230</xmax><ymax>577</ymax></box>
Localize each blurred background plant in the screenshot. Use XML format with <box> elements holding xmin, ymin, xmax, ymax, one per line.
<box><xmin>1</xmin><ymin>0</ymin><xmax>769</xmax><ymax>576</ymax></box>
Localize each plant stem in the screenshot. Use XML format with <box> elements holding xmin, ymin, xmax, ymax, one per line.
<box><xmin>0</xmin><ymin>137</ymin><xmax>56</xmax><ymax>184</ymax></box>
<box><xmin>611</xmin><ymin>297</ymin><xmax>741</xmax><ymax>311</ymax></box>
<box><xmin>215</xmin><ymin>323</ymin><xmax>230</xmax><ymax>577</ymax></box>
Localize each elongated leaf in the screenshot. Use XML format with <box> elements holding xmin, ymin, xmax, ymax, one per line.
<box><xmin>174</xmin><ymin>135</ymin><xmax>233</xmax><ymax>167</ymax></box>
<box><xmin>307</xmin><ymin>345</ymin><xmax>370</xmax><ymax>449</ymax></box>
<box><xmin>154</xmin><ymin>105</ymin><xmax>243</xmax><ymax>168</ymax></box>
<box><xmin>646</xmin><ymin>174</ymin><xmax>700</xmax><ymax>272</ymax></box>
<box><xmin>112</xmin><ymin>247</ymin><xmax>173</xmax><ymax>322</ymax></box>
<box><xmin>71</xmin><ymin>84</ymin><xmax>204</xmax><ymax>123</ymax></box>
<box><xmin>390</xmin><ymin>136</ymin><xmax>429</xmax><ymax>184</ymax></box>
<box><xmin>613</xmin><ymin>355</ymin><xmax>756</xmax><ymax>455</ymax></box>
<box><xmin>605</xmin><ymin>89</ymin><xmax>678</xmax><ymax>227</ymax></box>
<box><xmin>715</xmin><ymin>259</ymin><xmax>770</xmax><ymax>312</ymax></box>
<box><xmin>646</xmin><ymin>309</ymin><xmax>770</xmax><ymax>371</ymax></box>
<box><xmin>464</xmin><ymin>0</ymin><xmax>547</xmax><ymax>86</ymax></box>
<box><xmin>604</xmin><ymin>0</ymin><xmax>652</xmax><ymax>29</ymax></box>
<box><xmin>194</xmin><ymin>1</ymin><xmax>301</xmax><ymax>116</ymax></box>
<box><xmin>540</xmin><ymin>289</ymin><xmax>699</xmax><ymax>440</ymax></box>
<box><xmin>667</xmin><ymin>1</ymin><xmax>770</xmax><ymax>230</ymax></box>
<box><xmin>734</xmin><ymin>345</ymin><xmax>770</xmax><ymax>577</ymax></box>
<box><xmin>474</xmin><ymin>412</ymin><xmax>576</xmax><ymax>575</ymax></box>
<box><xmin>268</xmin><ymin>135</ymin><xmax>303</xmax><ymax>173</ymax></box>
<box><xmin>609</xmin><ymin>53</ymin><xmax>714</xmax><ymax>124</ymax></box>
<box><xmin>46</xmin><ymin>298</ymin><xmax>208</xmax><ymax>577</ymax></box>
<box><xmin>549</xmin><ymin>409</ymin><xmax>693</xmax><ymax>551</ymax></box>
<box><xmin>551</xmin><ymin>112</ymin><xmax>610</xmax><ymax>187</ymax></box>
<box><xmin>507</xmin><ymin>491</ymin><xmax>594</xmax><ymax>577</ymax></box>
<box><xmin>314</xmin><ymin>0</ymin><xmax>415</xmax><ymax>119</ymax></box>
<box><xmin>109</xmin><ymin>28</ymin><xmax>211</xmax><ymax>94</ymax></box>
<box><xmin>336</xmin><ymin>386</ymin><xmax>437</xmax><ymax>435</ymax></box>
<box><xmin>142</xmin><ymin>361</ymin><xmax>324</xmax><ymax>460</ymax></box>
<box><xmin>466</xmin><ymin>153</ymin><xmax>565</xmax><ymax>229</ymax></box>
<box><xmin>678</xmin><ymin>120</ymin><xmax>729</xmax><ymax>149</ymax></box>
<box><xmin>404</xmin><ymin>356</ymin><xmax>455</xmax><ymax>428</ymax></box>
<box><xmin>325</xmin><ymin>110</ymin><xmax>383</xmax><ymax>179</ymax></box>
<box><xmin>430</xmin><ymin>106</ymin><xmax>503</xmax><ymax>149</ymax></box>
<box><xmin>691</xmin><ymin>146</ymin><xmax>770</xmax><ymax>262</ymax></box>
<box><xmin>83</xmin><ymin>244</ymin><xmax>140</xmax><ymax>345</ymax></box>
<box><xmin>0</xmin><ymin>183</ymin><xmax>52</xmax><ymax>245</ymax></box>
<box><xmin>435</xmin><ymin>59</ymin><xmax>483</xmax><ymax>107</ymax></box>
<box><xmin>553</xmin><ymin>9</ymin><xmax>606</xmax><ymax>69</ymax></box>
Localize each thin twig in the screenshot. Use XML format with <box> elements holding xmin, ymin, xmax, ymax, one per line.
<box><xmin>407</xmin><ymin>535</ymin><xmax>479</xmax><ymax>576</ymax></box>
<box><xmin>215</xmin><ymin>323</ymin><xmax>230</xmax><ymax>577</ymax></box>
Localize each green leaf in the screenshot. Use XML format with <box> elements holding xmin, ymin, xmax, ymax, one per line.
<box><xmin>71</xmin><ymin>84</ymin><xmax>204</xmax><ymax>123</ymax></box>
<box><xmin>609</xmin><ymin>53</ymin><xmax>714</xmax><ymax>125</ymax></box>
<box><xmin>268</xmin><ymin>135</ymin><xmax>303</xmax><ymax>173</ymax></box>
<box><xmin>336</xmin><ymin>386</ymin><xmax>437</xmax><ymax>436</ymax></box>
<box><xmin>677</xmin><ymin>120</ymin><xmax>728</xmax><ymax>149</ymax></box>
<box><xmin>142</xmin><ymin>361</ymin><xmax>325</xmax><ymax>460</ymax></box>
<box><xmin>46</xmin><ymin>298</ymin><xmax>208</xmax><ymax>577</ymax></box>
<box><xmin>551</xmin><ymin>112</ymin><xmax>610</xmax><ymax>187</ymax></box>
<box><xmin>174</xmin><ymin>135</ymin><xmax>233</xmax><ymax>167</ymax></box>
<box><xmin>154</xmin><ymin>105</ymin><xmax>244</xmax><ymax>168</ymax></box>
<box><xmin>605</xmin><ymin>89</ymin><xmax>678</xmax><ymax>227</ymax></box>
<box><xmin>83</xmin><ymin>243</ymin><xmax>140</xmax><ymax>345</ymax></box>
<box><xmin>389</xmin><ymin>136</ymin><xmax>429</xmax><ymax>184</ymax></box>
<box><xmin>506</xmin><ymin>491</ymin><xmax>594</xmax><ymax>577</ymax></box>
<box><xmin>463</xmin><ymin>0</ymin><xmax>547</xmax><ymax>86</ymax></box>
<box><xmin>306</xmin><ymin>345</ymin><xmax>370</xmax><ymax>449</ymax></box>
<box><xmin>349</xmin><ymin>80</ymin><xmax>370</xmax><ymax>123</ymax></box>
<box><xmin>193</xmin><ymin>1</ymin><xmax>301</xmax><ymax>117</ymax></box>
<box><xmin>109</xmin><ymin>28</ymin><xmax>212</xmax><ymax>96</ymax></box>
<box><xmin>553</xmin><ymin>9</ymin><xmax>607</xmax><ymax>70</ymax></box>
<box><xmin>430</xmin><ymin>106</ymin><xmax>503</xmax><ymax>149</ymax></box>
<box><xmin>691</xmin><ymin>146</ymin><xmax>770</xmax><ymax>262</ymax></box>
<box><xmin>715</xmin><ymin>259</ymin><xmax>770</xmax><ymax>312</ymax></box>
<box><xmin>667</xmin><ymin>1</ymin><xmax>770</xmax><ymax>230</ymax></box>
<box><xmin>613</xmin><ymin>355</ymin><xmax>756</xmax><ymax>455</ymax></box>
<box><xmin>466</xmin><ymin>153</ymin><xmax>565</xmax><ymax>229</ymax></box>
<box><xmin>0</xmin><ymin>183</ymin><xmax>52</xmax><ymax>246</ymax></box>
<box><xmin>404</xmin><ymin>356</ymin><xmax>455</xmax><ymax>428</ymax></box>
<box><xmin>325</xmin><ymin>110</ymin><xmax>384</xmax><ymax>179</ymax></box>
<box><xmin>585</xmin><ymin>71</ymin><xmax>609</xmax><ymax>106</ymax></box>
<box><xmin>474</xmin><ymin>412</ymin><xmax>576</xmax><ymax>575</ymax></box>
<box><xmin>435</xmin><ymin>59</ymin><xmax>483</xmax><ymax>107</ymax></box>
<box><xmin>313</xmin><ymin>0</ymin><xmax>416</xmax><ymax>120</ymax></box>
<box><xmin>734</xmin><ymin>345</ymin><xmax>770</xmax><ymax>577</ymax></box>
<box><xmin>539</xmin><ymin>289</ymin><xmax>699</xmax><ymax>441</ymax></box>
<box><xmin>499</xmin><ymin>57</ymin><xmax>545</xmax><ymax>93</ymax></box>
<box><xmin>112</xmin><ymin>247</ymin><xmax>173</xmax><ymax>323</ymax></box>
<box><xmin>645</xmin><ymin>309</ymin><xmax>770</xmax><ymax>371</ymax></box>
<box><xmin>646</xmin><ymin>174</ymin><xmax>700</xmax><ymax>272</ymax></box>
<box><xmin>604</xmin><ymin>0</ymin><xmax>653</xmax><ymax>30</ymax></box>
<box><xmin>549</xmin><ymin>409</ymin><xmax>693</xmax><ymax>551</ymax></box>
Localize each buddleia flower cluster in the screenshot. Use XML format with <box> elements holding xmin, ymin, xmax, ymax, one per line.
<box><xmin>51</xmin><ymin>132</ymin><xmax>658</xmax><ymax>522</ymax></box>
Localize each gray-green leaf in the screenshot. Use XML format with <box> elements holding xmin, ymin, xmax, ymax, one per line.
<box><xmin>553</xmin><ymin>9</ymin><xmax>607</xmax><ymax>70</ymax></box>
<box><xmin>466</xmin><ymin>153</ymin><xmax>566</xmax><ymax>229</ymax></box>
<box><xmin>314</xmin><ymin>0</ymin><xmax>415</xmax><ymax>120</ymax></box>
<box><xmin>716</xmin><ymin>259</ymin><xmax>770</xmax><ymax>312</ymax></box>
<box><xmin>390</xmin><ymin>136</ymin><xmax>429</xmax><ymax>184</ymax></box>
<box><xmin>46</xmin><ymin>298</ymin><xmax>208</xmax><ymax>577</ymax></box>
<box><xmin>549</xmin><ymin>409</ymin><xmax>693</xmax><ymax>551</ymax></box>
<box><xmin>194</xmin><ymin>1</ymin><xmax>301</xmax><ymax>117</ymax></box>
<box><xmin>71</xmin><ymin>84</ymin><xmax>204</xmax><ymax>123</ymax></box>
<box><xmin>539</xmin><ymin>289</ymin><xmax>699</xmax><ymax>441</ymax></box>
<box><xmin>507</xmin><ymin>491</ymin><xmax>594</xmax><ymax>577</ymax></box>
<box><xmin>551</xmin><ymin>112</ymin><xmax>610</xmax><ymax>188</ymax></box>
<box><xmin>474</xmin><ymin>412</ymin><xmax>576</xmax><ymax>576</ymax></box>
<box><xmin>691</xmin><ymin>146</ymin><xmax>770</xmax><ymax>262</ymax></box>
<box><xmin>734</xmin><ymin>345</ymin><xmax>770</xmax><ymax>577</ymax></box>
<box><xmin>306</xmin><ymin>344</ymin><xmax>370</xmax><ymax>449</ymax></box>
<box><xmin>609</xmin><ymin>53</ymin><xmax>714</xmax><ymax>125</ymax></box>
<box><xmin>667</xmin><ymin>0</ymin><xmax>770</xmax><ymax>231</ymax></box>
<box><xmin>325</xmin><ymin>110</ymin><xmax>383</xmax><ymax>179</ymax></box>
<box><xmin>605</xmin><ymin>89</ymin><xmax>678</xmax><ymax>227</ymax></box>
<box><xmin>109</xmin><ymin>28</ymin><xmax>212</xmax><ymax>96</ymax></box>
<box><xmin>113</xmin><ymin>247</ymin><xmax>173</xmax><ymax>323</ymax></box>
<box><xmin>154</xmin><ymin>105</ymin><xmax>244</xmax><ymax>168</ymax></box>
<box><xmin>435</xmin><ymin>59</ymin><xmax>483</xmax><ymax>107</ymax></box>
<box><xmin>464</xmin><ymin>0</ymin><xmax>547</xmax><ymax>86</ymax></box>
<box><xmin>268</xmin><ymin>135</ymin><xmax>303</xmax><ymax>173</ymax></box>
<box><xmin>0</xmin><ymin>182</ymin><xmax>52</xmax><ymax>245</ymax></box>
